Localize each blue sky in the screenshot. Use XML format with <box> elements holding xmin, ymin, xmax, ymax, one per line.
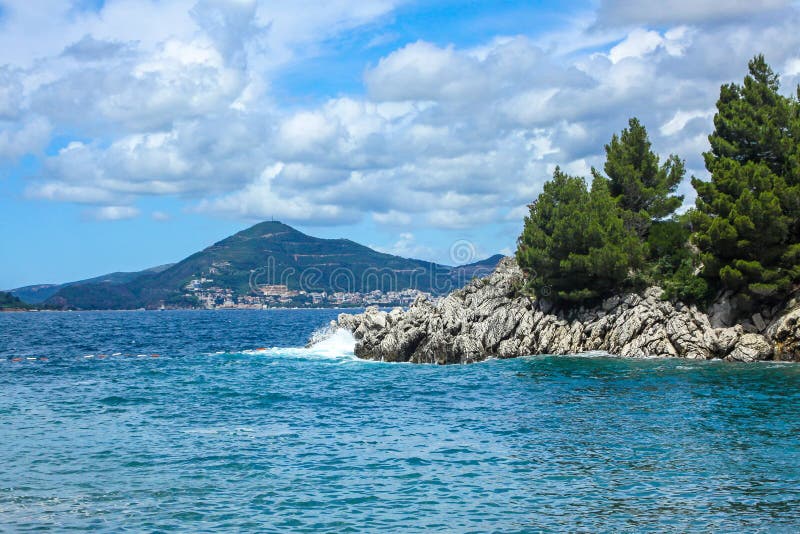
<box><xmin>2</xmin><ymin>0</ymin><xmax>800</xmax><ymax>288</ymax></box>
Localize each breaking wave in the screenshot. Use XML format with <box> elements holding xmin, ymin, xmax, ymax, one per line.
<box><xmin>236</xmin><ymin>326</ymin><xmax>357</xmax><ymax>361</ymax></box>
<box><xmin>304</xmin><ymin>326</ymin><xmax>357</xmax><ymax>358</ymax></box>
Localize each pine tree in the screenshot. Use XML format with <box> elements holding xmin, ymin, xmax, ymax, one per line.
<box><xmin>691</xmin><ymin>55</ymin><xmax>800</xmax><ymax>302</ymax></box>
<box><xmin>516</xmin><ymin>168</ymin><xmax>644</xmax><ymax>303</ymax></box>
<box><xmin>593</xmin><ymin>118</ymin><xmax>685</xmax><ymax>238</ymax></box>
<box><xmin>706</xmin><ymin>55</ymin><xmax>799</xmax><ymax>179</ymax></box>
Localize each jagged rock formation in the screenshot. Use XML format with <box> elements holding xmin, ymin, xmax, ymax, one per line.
<box><xmin>335</xmin><ymin>258</ymin><xmax>800</xmax><ymax>364</ymax></box>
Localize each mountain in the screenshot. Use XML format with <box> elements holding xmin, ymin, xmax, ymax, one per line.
<box><xmin>0</xmin><ymin>291</ymin><xmax>30</xmax><ymax>310</ymax></box>
<box><xmin>42</xmin><ymin>221</ymin><xmax>502</xmax><ymax>310</ymax></box>
<box><xmin>9</xmin><ymin>264</ymin><xmax>174</xmax><ymax>304</ymax></box>
<box><xmin>449</xmin><ymin>254</ymin><xmax>505</xmax><ymax>284</ymax></box>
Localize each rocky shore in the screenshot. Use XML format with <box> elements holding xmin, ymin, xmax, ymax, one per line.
<box><xmin>335</xmin><ymin>258</ymin><xmax>800</xmax><ymax>364</ymax></box>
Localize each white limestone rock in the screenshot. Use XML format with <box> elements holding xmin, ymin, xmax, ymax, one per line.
<box><xmin>335</xmin><ymin>257</ymin><xmax>795</xmax><ymax>364</ymax></box>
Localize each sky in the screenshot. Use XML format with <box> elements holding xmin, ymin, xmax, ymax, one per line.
<box><xmin>2</xmin><ymin>0</ymin><xmax>800</xmax><ymax>289</ymax></box>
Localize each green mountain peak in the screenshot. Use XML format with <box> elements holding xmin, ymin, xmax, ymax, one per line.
<box><xmin>30</xmin><ymin>222</ymin><xmax>501</xmax><ymax>310</ymax></box>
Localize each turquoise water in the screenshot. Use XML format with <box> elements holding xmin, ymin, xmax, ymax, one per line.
<box><xmin>1</xmin><ymin>310</ymin><xmax>799</xmax><ymax>532</ymax></box>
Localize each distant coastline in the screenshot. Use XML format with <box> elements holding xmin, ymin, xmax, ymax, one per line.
<box><xmin>6</xmin><ymin>222</ymin><xmax>500</xmax><ymax>311</ymax></box>
<box><xmin>0</xmin><ymin>305</ymin><xmax>387</xmax><ymax>313</ymax></box>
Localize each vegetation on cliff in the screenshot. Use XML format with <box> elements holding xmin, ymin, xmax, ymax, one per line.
<box><xmin>593</xmin><ymin>117</ymin><xmax>685</xmax><ymax>240</ymax></box>
<box><xmin>517</xmin><ymin>55</ymin><xmax>800</xmax><ymax>311</ymax></box>
<box><xmin>0</xmin><ymin>291</ymin><xmax>29</xmax><ymax>310</ymax></box>
<box><xmin>516</xmin><ymin>170</ymin><xmax>643</xmax><ymax>302</ymax></box>
<box><xmin>691</xmin><ymin>55</ymin><xmax>800</xmax><ymax>304</ymax></box>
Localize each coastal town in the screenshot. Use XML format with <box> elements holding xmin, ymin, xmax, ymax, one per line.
<box><xmin>184</xmin><ymin>277</ymin><xmax>430</xmax><ymax>309</ymax></box>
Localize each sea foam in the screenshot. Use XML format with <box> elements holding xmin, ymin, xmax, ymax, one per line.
<box><xmin>304</xmin><ymin>326</ymin><xmax>357</xmax><ymax>359</ymax></box>
<box><xmin>237</xmin><ymin>326</ymin><xmax>357</xmax><ymax>360</ymax></box>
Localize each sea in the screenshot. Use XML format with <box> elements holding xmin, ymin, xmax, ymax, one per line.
<box><xmin>1</xmin><ymin>309</ymin><xmax>799</xmax><ymax>532</ymax></box>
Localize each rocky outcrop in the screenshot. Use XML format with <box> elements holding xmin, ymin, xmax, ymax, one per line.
<box><xmin>335</xmin><ymin>257</ymin><xmax>800</xmax><ymax>364</ymax></box>
<box><xmin>768</xmin><ymin>307</ymin><xmax>800</xmax><ymax>361</ymax></box>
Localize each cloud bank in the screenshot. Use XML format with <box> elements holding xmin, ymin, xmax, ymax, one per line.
<box><xmin>1</xmin><ymin>0</ymin><xmax>799</xmax><ymax>238</ymax></box>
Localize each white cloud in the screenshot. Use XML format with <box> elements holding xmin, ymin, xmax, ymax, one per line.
<box><xmin>660</xmin><ymin>109</ymin><xmax>715</xmax><ymax>136</ymax></box>
<box><xmin>372</xmin><ymin>210</ymin><xmax>412</xmax><ymax>226</ymax></box>
<box><xmin>0</xmin><ymin>0</ymin><xmax>197</xmax><ymax>68</ymax></box>
<box><xmin>151</xmin><ymin>211</ymin><xmax>171</xmax><ymax>221</ymax></box>
<box><xmin>0</xmin><ymin>116</ymin><xmax>51</xmax><ymax>160</ymax></box>
<box><xmin>87</xmin><ymin>205</ymin><xmax>141</xmax><ymax>221</ymax></box>
<box><xmin>61</xmin><ymin>35</ymin><xmax>132</xmax><ymax>62</ymax></box>
<box><xmin>366</xmin><ymin>41</ymin><xmax>487</xmax><ymax>102</ymax></box>
<box><xmin>28</xmin><ymin>182</ymin><xmax>122</xmax><ymax>204</ymax></box>
<box><xmin>371</xmin><ymin>232</ymin><xmax>436</xmax><ymax>261</ymax></box>
<box><xmin>1</xmin><ymin>0</ymin><xmax>799</xmax><ymax>243</ymax></box>
<box><xmin>608</xmin><ymin>29</ymin><xmax>665</xmax><ymax>63</ymax></box>
<box><xmin>31</xmin><ymin>37</ymin><xmax>247</xmax><ymax>133</ymax></box>
<box><xmin>505</xmin><ymin>205</ymin><xmax>529</xmax><ymax>223</ymax></box>
<box><xmin>785</xmin><ymin>57</ymin><xmax>800</xmax><ymax>77</ymax></box>
<box><xmin>0</xmin><ymin>67</ymin><xmax>24</xmax><ymax>120</ymax></box>
<box><xmin>125</xmin><ymin>15</ymin><xmax>800</xmax><ymax>225</ymax></box>
<box><xmin>596</xmin><ymin>0</ymin><xmax>791</xmax><ymax>27</ymax></box>
<box><xmin>196</xmin><ymin>162</ymin><xmax>358</xmax><ymax>224</ymax></box>
<box><xmin>277</xmin><ymin>111</ymin><xmax>340</xmax><ymax>157</ymax></box>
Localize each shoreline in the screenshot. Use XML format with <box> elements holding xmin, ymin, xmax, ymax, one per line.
<box><xmin>0</xmin><ymin>306</ymin><xmax>372</xmax><ymax>313</ymax></box>
<box><xmin>336</xmin><ymin>258</ymin><xmax>800</xmax><ymax>364</ymax></box>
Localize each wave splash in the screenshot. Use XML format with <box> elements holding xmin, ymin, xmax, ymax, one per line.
<box><xmin>237</xmin><ymin>326</ymin><xmax>357</xmax><ymax>361</ymax></box>
<box><xmin>305</xmin><ymin>326</ymin><xmax>357</xmax><ymax>358</ymax></box>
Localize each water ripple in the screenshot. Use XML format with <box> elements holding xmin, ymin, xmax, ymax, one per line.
<box><xmin>1</xmin><ymin>310</ymin><xmax>799</xmax><ymax>532</ymax></box>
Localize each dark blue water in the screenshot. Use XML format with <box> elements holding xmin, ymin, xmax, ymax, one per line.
<box><xmin>1</xmin><ymin>310</ymin><xmax>799</xmax><ymax>532</ymax></box>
